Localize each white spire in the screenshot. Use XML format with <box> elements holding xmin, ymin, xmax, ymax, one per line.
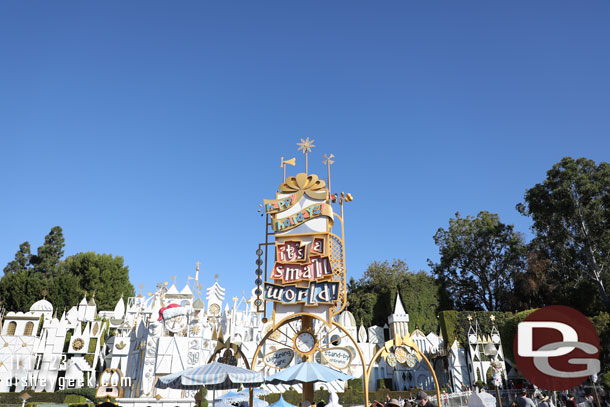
<box><xmin>394</xmin><ymin>292</ymin><xmax>406</xmax><ymax>315</ymax></box>
<box><xmin>114</xmin><ymin>295</ymin><xmax>126</xmax><ymax>320</ymax></box>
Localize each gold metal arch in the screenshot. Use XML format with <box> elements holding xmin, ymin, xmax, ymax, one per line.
<box><xmin>207</xmin><ymin>344</ymin><xmax>251</xmax><ymax>369</ymax></box>
<box><xmin>365</xmin><ymin>335</ymin><xmax>441</xmax><ymax>406</ymax></box>
<box><xmin>252</xmin><ymin>312</ymin><xmax>369</xmax><ymax>407</ymax></box>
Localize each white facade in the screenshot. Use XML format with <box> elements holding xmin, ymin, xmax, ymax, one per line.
<box><xmin>0</xmin><ymin>281</ymin><xmax>501</xmax><ymax>405</ymax></box>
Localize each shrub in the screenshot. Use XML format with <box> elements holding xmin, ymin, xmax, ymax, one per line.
<box><xmin>195</xmin><ymin>387</ymin><xmax>208</xmax><ymax>407</ymax></box>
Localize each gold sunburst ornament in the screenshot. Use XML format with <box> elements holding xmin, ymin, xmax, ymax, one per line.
<box><xmin>297</xmin><ymin>138</ymin><xmax>316</xmax><ymax>175</ymax></box>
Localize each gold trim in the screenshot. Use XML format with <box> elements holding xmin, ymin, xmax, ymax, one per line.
<box><xmin>251</xmin><ymin>312</ymin><xmax>369</xmax><ymax>407</ymax></box>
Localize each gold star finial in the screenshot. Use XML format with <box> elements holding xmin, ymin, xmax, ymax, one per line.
<box><xmin>214</xmin><ymin>274</ymin><xmax>219</xmax><ymax>281</ymax></box>
<box><xmin>297</xmin><ymin>138</ymin><xmax>316</xmax><ymax>174</ymax></box>
<box><xmin>467</xmin><ymin>314</ymin><xmax>473</xmax><ymax>322</ymax></box>
<box><xmin>196</xmin><ymin>261</ymin><xmax>200</xmax><ymax>271</ymax></box>
<box><xmin>490</xmin><ymin>314</ymin><xmax>496</xmax><ymax>323</ymax></box>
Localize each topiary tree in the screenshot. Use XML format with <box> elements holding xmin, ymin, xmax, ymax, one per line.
<box><xmin>195</xmin><ymin>387</ymin><xmax>208</xmax><ymax>407</ymax></box>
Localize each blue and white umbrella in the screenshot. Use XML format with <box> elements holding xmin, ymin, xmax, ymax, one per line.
<box><xmin>219</xmin><ymin>390</ymin><xmax>250</xmax><ymax>402</ymax></box>
<box><xmin>270</xmin><ymin>395</ymin><xmax>296</xmax><ymax>407</ymax></box>
<box><xmin>246</xmin><ymin>399</ymin><xmax>269</xmax><ymax>407</ymax></box>
<box><xmin>157</xmin><ymin>362</ymin><xmax>265</xmax><ymax>390</ymax></box>
<box><xmin>265</xmin><ymin>361</ymin><xmax>353</xmax><ymax>385</ymax></box>
<box><xmin>239</xmin><ymin>388</ymin><xmax>270</xmax><ymax>397</ymax></box>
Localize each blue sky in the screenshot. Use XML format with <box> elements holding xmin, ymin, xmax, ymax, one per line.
<box><xmin>1</xmin><ymin>1</ymin><xmax>609</xmax><ymax>307</ymax></box>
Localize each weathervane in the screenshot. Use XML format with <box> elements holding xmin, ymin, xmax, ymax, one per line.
<box><xmin>297</xmin><ymin>138</ymin><xmax>315</xmax><ymax>175</ymax></box>
<box><xmin>170</xmin><ymin>276</ymin><xmax>177</xmax><ymax>287</ymax></box>
<box><xmin>323</xmin><ymin>153</ymin><xmax>335</xmax><ymax>197</ymax></box>
<box><xmin>281</xmin><ymin>157</ymin><xmax>296</xmax><ymax>182</ymax></box>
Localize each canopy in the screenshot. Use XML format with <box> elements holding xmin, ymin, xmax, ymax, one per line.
<box><xmin>239</xmin><ymin>388</ymin><xmax>271</xmax><ymax>397</ymax></box>
<box><xmin>265</xmin><ymin>361</ymin><xmax>353</xmax><ymax>385</ymax></box>
<box><xmin>219</xmin><ymin>390</ymin><xmax>250</xmax><ymax>402</ymax></box>
<box><xmin>247</xmin><ymin>399</ymin><xmax>270</xmax><ymax>407</ymax></box>
<box><xmin>270</xmin><ymin>395</ymin><xmax>296</xmax><ymax>407</ymax></box>
<box><xmin>156</xmin><ymin>362</ymin><xmax>265</xmax><ymax>390</ymax></box>
<box><xmin>467</xmin><ymin>391</ymin><xmax>497</xmax><ymax>407</ymax></box>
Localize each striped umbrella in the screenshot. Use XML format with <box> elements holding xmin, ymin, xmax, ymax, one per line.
<box><xmin>219</xmin><ymin>390</ymin><xmax>250</xmax><ymax>402</ymax></box>
<box><xmin>239</xmin><ymin>388</ymin><xmax>271</xmax><ymax>397</ymax></box>
<box><xmin>265</xmin><ymin>361</ymin><xmax>353</xmax><ymax>385</ymax></box>
<box><xmin>270</xmin><ymin>395</ymin><xmax>296</xmax><ymax>407</ymax></box>
<box><xmin>157</xmin><ymin>362</ymin><xmax>265</xmax><ymax>390</ymax></box>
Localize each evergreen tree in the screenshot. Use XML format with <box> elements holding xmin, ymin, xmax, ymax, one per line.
<box><xmin>60</xmin><ymin>252</ymin><xmax>135</xmax><ymax>310</ymax></box>
<box><xmin>1</xmin><ymin>227</ymin><xmax>135</xmax><ymax>312</ymax></box>
<box><xmin>30</xmin><ymin>226</ymin><xmax>65</xmax><ymax>276</ymax></box>
<box><xmin>3</xmin><ymin>242</ymin><xmax>32</xmax><ymax>275</ymax></box>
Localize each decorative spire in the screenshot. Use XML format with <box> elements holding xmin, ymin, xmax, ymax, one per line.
<box><xmin>323</xmin><ymin>153</ymin><xmax>334</xmax><ymax>197</ymax></box>
<box><xmin>281</xmin><ymin>157</ymin><xmax>296</xmax><ymax>182</ymax></box>
<box><xmin>297</xmin><ymin>137</ymin><xmax>315</xmax><ymax>175</ymax></box>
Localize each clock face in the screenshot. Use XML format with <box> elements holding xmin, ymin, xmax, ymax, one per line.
<box><xmin>294</xmin><ymin>332</ymin><xmax>316</xmax><ymax>355</ymax></box>
<box><xmin>394</xmin><ymin>346</ymin><xmax>408</xmax><ymax>364</ymax></box>
<box><xmin>491</xmin><ymin>334</ymin><xmax>501</xmax><ymax>344</ymax></box>
<box><xmin>165</xmin><ymin>315</ymin><xmax>187</xmax><ymax>333</ymax></box>
<box><xmin>468</xmin><ymin>334</ymin><xmax>478</xmax><ymax>344</ymax></box>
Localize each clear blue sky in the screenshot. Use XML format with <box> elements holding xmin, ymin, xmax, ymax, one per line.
<box><xmin>1</xmin><ymin>1</ymin><xmax>609</xmax><ymax>306</ymax></box>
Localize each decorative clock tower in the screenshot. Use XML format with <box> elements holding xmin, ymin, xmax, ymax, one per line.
<box><xmin>206</xmin><ymin>275</ymin><xmax>225</xmax><ymax>317</ymax></box>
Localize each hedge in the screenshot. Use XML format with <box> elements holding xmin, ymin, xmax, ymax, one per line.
<box><xmin>0</xmin><ymin>391</ymin><xmax>67</xmax><ymax>404</ymax></box>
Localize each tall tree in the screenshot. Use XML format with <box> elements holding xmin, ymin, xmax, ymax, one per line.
<box><xmin>30</xmin><ymin>226</ymin><xmax>65</xmax><ymax>276</ymax></box>
<box><xmin>0</xmin><ymin>242</ymin><xmax>44</xmax><ymax>311</ymax></box>
<box><xmin>517</xmin><ymin>157</ymin><xmax>610</xmax><ymax>311</ymax></box>
<box><xmin>1</xmin><ymin>227</ymin><xmax>135</xmax><ymax>312</ymax></box>
<box><xmin>347</xmin><ymin>260</ymin><xmax>442</xmax><ymax>332</ymax></box>
<box><xmin>59</xmin><ymin>252</ymin><xmax>135</xmax><ymax>310</ymax></box>
<box><xmin>430</xmin><ymin>211</ymin><xmax>526</xmax><ymax>311</ymax></box>
<box><xmin>3</xmin><ymin>242</ymin><xmax>32</xmax><ymax>275</ymax></box>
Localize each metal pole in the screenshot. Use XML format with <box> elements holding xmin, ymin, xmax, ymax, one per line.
<box><xmin>592</xmin><ymin>381</ymin><xmax>602</xmax><ymax>407</ymax></box>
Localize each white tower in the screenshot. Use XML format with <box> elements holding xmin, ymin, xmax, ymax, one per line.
<box><xmin>388</xmin><ymin>292</ymin><xmax>409</xmax><ymax>339</ymax></box>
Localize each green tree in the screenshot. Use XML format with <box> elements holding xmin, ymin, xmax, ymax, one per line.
<box><xmin>60</xmin><ymin>252</ymin><xmax>134</xmax><ymax>310</ymax></box>
<box><xmin>430</xmin><ymin>211</ymin><xmax>526</xmax><ymax>311</ymax></box>
<box><xmin>517</xmin><ymin>157</ymin><xmax>610</xmax><ymax>312</ymax></box>
<box><xmin>1</xmin><ymin>227</ymin><xmax>134</xmax><ymax>312</ymax></box>
<box><xmin>3</xmin><ymin>242</ymin><xmax>32</xmax><ymax>275</ymax></box>
<box><xmin>30</xmin><ymin>226</ymin><xmax>65</xmax><ymax>276</ymax></box>
<box><xmin>0</xmin><ymin>241</ymin><xmax>46</xmax><ymax>311</ymax></box>
<box><xmin>347</xmin><ymin>260</ymin><xmax>442</xmax><ymax>331</ymax></box>
<box><xmin>0</xmin><ymin>266</ymin><xmax>45</xmax><ymax>311</ymax></box>
<box><xmin>46</xmin><ymin>271</ymin><xmax>82</xmax><ymax>314</ymax></box>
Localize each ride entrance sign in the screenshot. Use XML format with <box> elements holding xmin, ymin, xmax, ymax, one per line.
<box><xmin>261</xmin><ymin>172</ymin><xmax>346</xmax><ymax>323</ymax></box>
